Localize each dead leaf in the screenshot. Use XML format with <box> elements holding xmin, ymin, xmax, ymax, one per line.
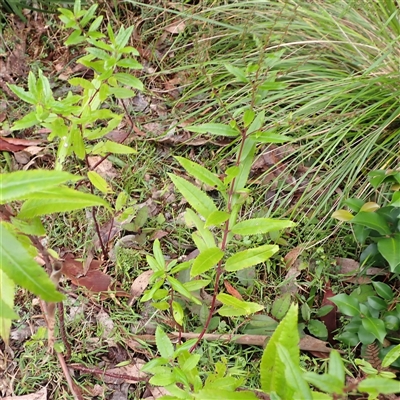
<box><xmin>164</xmin><ymin>20</ymin><xmax>186</xmax><ymax>34</ymax></box>
<box><xmin>128</xmin><ymin>270</ymin><xmax>153</xmax><ymax>306</ymax></box>
<box><xmin>102</xmin><ymin>360</ymin><xmax>147</xmax><ymax>384</ymax></box>
<box><xmin>284</xmin><ymin>246</ymin><xmax>304</xmax><ymax>269</ymax></box>
<box><xmin>61</xmin><ymin>254</ymin><xmax>112</xmax><ymax>292</ymax></box>
<box><xmin>335</xmin><ymin>257</ymin><xmax>386</xmax><ymax>279</ymax></box>
<box><xmin>88</xmin><ymin>156</ymin><xmax>119</xmax><ymax>179</ymax></box>
<box><xmin>223</xmin><ymin>280</ymin><xmax>243</xmax><ymax>300</ymax></box>
<box><xmin>3</xmin><ymin>387</ymin><xmax>47</xmax><ymax>400</ymax></box>
<box><xmin>148</xmin><ymin>386</ymin><xmax>170</xmax><ymax>399</ymax></box>
<box><xmin>0</xmin><ymin>137</ymin><xmax>26</xmax><ymax>152</ymax></box>
<box><xmin>320</xmin><ymin>282</ymin><xmax>337</xmax><ymax>344</ymax></box>
<box><xmin>150</xmin><ymin>230</ymin><xmax>169</xmax><ymax>241</ymax></box>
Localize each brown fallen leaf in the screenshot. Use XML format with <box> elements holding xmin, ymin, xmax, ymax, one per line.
<box><xmin>320</xmin><ymin>282</ymin><xmax>337</xmax><ymax>344</ymax></box>
<box><xmin>128</xmin><ymin>270</ymin><xmax>153</xmax><ymax>306</ymax></box>
<box><xmin>223</xmin><ymin>280</ymin><xmax>243</xmax><ymax>300</ymax></box>
<box><xmin>102</xmin><ymin>360</ymin><xmax>147</xmax><ymax>384</ymax></box>
<box><xmin>0</xmin><ymin>137</ymin><xmax>26</xmax><ymax>152</ymax></box>
<box><xmin>87</xmin><ymin>156</ymin><xmax>118</xmax><ymax>179</ymax></box>
<box><xmin>164</xmin><ymin>20</ymin><xmax>186</xmax><ymax>34</ymax></box>
<box><xmin>3</xmin><ymin>387</ymin><xmax>47</xmax><ymax>400</ymax></box>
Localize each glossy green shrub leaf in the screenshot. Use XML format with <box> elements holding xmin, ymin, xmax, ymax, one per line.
<box><xmin>191</xmin><ymin>247</ymin><xmax>224</xmax><ymax>277</ymax></box>
<box><xmin>372</xmin><ymin>282</ymin><xmax>394</xmax><ymax>301</ymax></box>
<box><xmin>361</xmin><ymin>317</ymin><xmax>386</xmax><ymax>343</ymax></box>
<box><xmin>185</xmin><ymin>123</ymin><xmax>240</xmax><ymax>137</ymax></box>
<box><xmin>18</xmin><ymin>187</ymin><xmax>111</xmax><ymax>218</ymax></box>
<box><xmin>358</xmin><ymin>325</ymin><xmax>376</xmax><ymax>345</ymax></box>
<box><xmin>384</xmin><ymin>315</ymin><xmax>400</xmax><ymax>331</ymax></box>
<box><xmin>360</xmin><ymin>202</ymin><xmax>380</xmax><ymax>212</ymax></box>
<box><xmin>0</xmin><ymin>223</ymin><xmax>64</xmax><ymax>302</ymax></box>
<box><xmin>231</xmin><ymin>218</ymin><xmax>294</xmax><ymax>236</ymax></box>
<box><xmin>169</xmin><ymin>174</ymin><xmax>217</xmax><ymax>219</ymax></box>
<box><xmin>271</xmin><ymin>293</ymin><xmax>291</xmax><ymax>320</ymax></box>
<box><xmin>155</xmin><ymin>326</ymin><xmax>174</xmax><ymax>360</ymax></box>
<box><xmin>331</xmin><ymin>209</ymin><xmax>354</xmax><ymax>221</ymax></box>
<box><xmin>353</xmin><ymin>224</ymin><xmax>371</xmax><ymax>245</ymax></box>
<box><xmin>368</xmin><ymin>170</ymin><xmax>400</xmax><ymax>188</ymax></box>
<box><xmin>351</xmin><ymin>212</ymin><xmax>391</xmax><ymax>235</ymax></box>
<box><xmin>329</xmin><ymin>293</ymin><xmax>360</xmax><ymax>317</ymax></box>
<box><xmin>377</xmin><ymin>235</ymin><xmax>400</xmax><ymax>272</ymax></box>
<box><xmin>367</xmin><ymin>296</ymin><xmax>388</xmax><ymax>311</ymax></box>
<box><xmin>260</xmin><ymin>304</ymin><xmax>299</xmax><ymax>397</ymax></box>
<box><xmin>307</xmin><ymin>320</ymin><xmax>328</xmax><ymax>339</ymax></box>
<box><xmin>390</xmin><ymin>191</ymin><xmax>400</xmax><ymax>207</ymax></box>
<box><xmin>0</xmin><ymin>170</ymin><xmax>78</xmax><ymax>204</ymax></box>
<box><xmin>382</xmin><ymin>344</ymin><xmax>400</xmax><ymax>368</ymax></box>
<box><xmin>175</xmin><ymin>156</ymin><xmax>225</xmax><ymax>191</ymax></box>
<box><xmin>276</xmin><ymin>345</ymin><xmax>313</xmax><ymax>400</ymax></box>
<box><xmin>225</xmin><ymin>244</ymin><xmax>279</xmax><ymax>271</ymax></box>
<box><xmin>344</xmin><ymin>198</ymin><xmax>365</xmax><ymax>212</ymax></box>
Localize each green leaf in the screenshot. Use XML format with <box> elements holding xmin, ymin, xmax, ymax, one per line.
<box><xmin>358</xmin><ymin>377</ymin><xmax>400</xmax><ymax>395</ymax></box>
<box><xmin>68</xmin><ymin>77</ymin><xmax>95</xmax><ymax>90</ymax></box>
<box><xmin>155</xmin><ymin>326</ymin><xmax>174</xmax><ymax>359</ymax></box>
<box><xmin>205</xmin><ymin>211</ymin><xmax>230</xmax><ymax>227</ymax></box>
<box><xmin>116</xmin><ymin>58</ymin><xmax>143</xmax><ymax>69</ymax></box>
<box><xmin>260</xmin><ymin>304</ymin><xmax>299</xmax><ymax>398</ymax></box>
<box><xmin>115</xmin><ymin>25</ymin><xmax>134</xmax><ymax>49</ymax></box>
<box><xmin>191</xmin><ymin>247</ymin><xmax>224</xmax><ymax>277</ymax></box>
<box><xmin>182</xmin><ymin>354</ymin><xmax>201</xmax><ymax>372</ymax></box>
<box><xmin>65</xmin><ymin>29</ymin><xmax>85</xmax><ymax>45</ymax></box>
<box><xmin>259</xmin><ymin>81</ymin><xmax>288</xmax><ymax>91</ymax></box>
<box><xmin>247</xmin><ymin>111</ymin><xmax>265</xmax><ymax>134</ymax></box>
<box><xmin>0</xmin><ymin>223</ymin><xmax>64</xmax><ymax>302</ymax></box>
<box><xmin>0</xmin><ymin>170</ymin><xmax>79</xmax><ymax>204</ymax></box>
<box><xmin>332</xmin><ymin>209</ymin><xmax>354</xmax><ymax>222</ymax></box>
<box><xmin>167</xmin><ymin>276</ymin><xmax>201</xmax><ymax>305</ymax></box>
<box><xmin>276</xmin><ymin>345</ymin><xmax>313</xmax><ymax>400</ymax></box>
<box><xmin>183</xmin><ymin>279</ymin><xmax>211</xmax><ymax>291</ymax></box>
<box><xmin>108</xmin><ymin>87</ymin><xmax>137</xmax><ymax>99</ymax></box>
<box><xmin>7</xmin><ymin>84</ymin><xmax>36</xmax><ymax>104</ymax></box>
<box><xmin>231</xmin><ymin>218</ymin><xmax>295</xmax><ymax>236</ymax></box>
<box><xmin>329</xmin><ymin>293</ymin><xmax>360</xmax><ymax>317</ymax></box>
<box><xmin>307</xmin><ymin>320</ymin><xmax>328</xmax><ymax>339</ymax></box>
<box><xmin>249</xmin><ymin>131</ymin><xmax>292</xmax><ymax>144</ymax></box>
<box><xmin>271</xmin><ymin>293</ymin><xmax>291</xmax><ymax>320</ymax></box>
<box><xmin>175</xmin><ymin>157</ymin><xmax>225</xmax><ymax>191</ymax></box>
<box><xmin>351</xmin><ymin>212</ymin><xmax>391</xmax><ymax>235</ymax></box>
<box><xmin>243</xmin><ymin>109</ymin><xmax>255</xmax><ymax>127</ymax></box>
<box><xmin>91</xmin><ymin>140</ymin><xmax>136</xmax><ymax>155</ymax></box>
<box><xmin>18</xmin><ymin>187</ymin><xmax>111</xmax><ymax>218</ymax></box>
<box><xmin>224</xmin><ymin>63</ymin><xmax>248</xmax><ymax>83</ymax></box>
<box><xmin>382</xmin><ymin>344</ymin><xmax>400</xmax><ymax>368</ymax></box>
<box><xmin>113</xmin><ymin>73</ymin><xmax>143</xmax><ymax>90</ymax></box>
<box><xmin>367</xmin><ymin>296</ymin><xmax>388</xmax><ymax>311</ymax></box>
<box><xmin>0</xmin><ymin>270</ymin><xmax>17</xmax><ymax>344</ymax></box>
<box><xmin>89</xmin><ymin>15</ymin><xmax>103</xmax><ymax>32</ymax></box>
<box><xmin>11</xmin><ymin>111</ymin><xmax>40</xmax><ymax>131</ymax></box>
<box><xmin>10</xmin><ymin>217</ymin><xmax>46</xmax><ymax>236</ymax></box>
<box><xmin>217</xmin><ymin>293</ymin><xmax>264</xmax><ymax>316</ymax></box>
<box><xmin>303</xmin><ymin>373</ymin><xmax>343</xmax><ymax>395</ymax></box>
<box><xmin>361</xmin><ymin>317</ymin><xmax>386</xmax><ymax>344</ymax></box>
<box><xmin>172</xmin><ymin>301</ymin><xmax>184</xmax><ymax>326</ymax></box>
<box><xmin>169</xmin><ymin>174</ymin><xmax>217</xmax><ymax>219</ymax></box>
<box><xmin>372</xmin><ymin>282</ymin><xmax>394</xmax><ymax>301</ymax></box>
<box><xmin>377</xmin><ymin>235</ymin><xmax>400</xmax><ymax>272</ymax></box>
<box><xmin>225</xmin><ymin>244</ymin><xmax>279</xmax><ymax>272</ymax></box>
<box><xmin>88</xmin><ymin>171</ymin><xmax>112</xmax><ymax>194</ymax></box>
<box><xmin>185</xmin><ymin>123</ymin><xmax>240</xmax><ymax>137</ymax></box>
<box><xmin>328</xmin><ymin>351</ymin><xmax>345</xmax><ymax>386</ymax></box>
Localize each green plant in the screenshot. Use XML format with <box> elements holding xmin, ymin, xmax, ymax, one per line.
<box><xmin>143</xmin><ymin>304</ymin><xmax>400</xmax><ymax>399</ymax></box>
<box><xmin>333</xmin><ymin>170</ymin><xmax>400</xmax><ymax>273</ymax></box>
<box><xmin>0</xmin><ymin>0</ymin><xmax>143</xmax><ymax>343</ymax></box>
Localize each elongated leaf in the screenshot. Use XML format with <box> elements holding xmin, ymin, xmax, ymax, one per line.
<box><xmin>88</xmin><ymin>171</ymin><xmax>112</xmax><ymax>194</ymax></box>
<box><xmin>249</xmin><ymin>131</ymin><xmax>292</xmax><ymax>144</ymax></box>
<box><xmin>18</xmin><ymin>187</ymin><xmax>111</xmax><ymax>218</ymax></box>
<box><xmin>260</xmin><ymin>304</ymin><xmax>299</xmax><ymax>398</ymax></box>
<box><xmin>224</xmin><ymin>63</ymin><xmax>248</xmax><ymax>83</ymax></box>
<box><xmin>0</xmin><ymin>269</ymin><xmax>17</xmax><ymax>344</ymax></box>
<box><xmin>303</xmin><ymin>373</ymin><xmax>344</xmax><ymax>394</ymax></box>
<box><xmin>358</xmin><ymin>377</ymin><xmax>400</xmax><ymax>395</ymax></box>
<box><xmin>377</xmin><ymin>235</ymin><xmax>400</xmax><ymax>272</ymax></box>
<box><xmin>217</xmin><ymin>293</ymin><xmax>264</xmax><ymax>316</ymax></box>
<box><xmin>7</xmin><ymin>84</ymin><xmax>36</xmax><ymax>104</ymax></box>
<box><xmin>332</xmin><ymin>210</ymin><xmax>354</xmax><ymax>222</ymax></box>
<box><xmin>91</xmin><ymin>140</ymin><xmax>136</xmax><ymax>155</ymax></box>
<box><xmin>175</xmin><ymin>157</ymin><xmax>225</xmax><ymax>191</ymax></box>
<box><xmin>114</xmin><ymin>73</ymin><xmax>143</xmax><ymax>90</ymax></box>
<box><xmin>167</xmin><ymin>276</ymin><xmax>201</xmax><ymax>305</ymax></box>
<box><xmin>276</xmin><ymin>345</ymin><xmax>313</xmax><ymax>400</ymax></box>
<box><xmin>351</xmin><ymin>212</ymin><xmax>391</xmax><ymax>235</ymax></box>
<box><xmin>329</xmin><ymin>294</ymin><xmax>360</xmax><ymax>317</ymax></box>
<box><xmin>0</xmin><ymin>223</ymin><xmax>64</xmax><ymax>302</ymax></box>
<box><xmin>372</xmin><ymin>282</ymin><xmax>394</xmax><ymax>301</ymax></box>
<box><xmin>361</xmin><ymin>317</ymin><xmax>386</xmax><ymax>343</ymax></box>
<box><xmin>382</xmin><ymin>344</ymin><xmax>400</xmax><ymax>368</ymax></box>
<box><xmin>191</xmin><ymin>247</ymin><xmax>224</xmax><ymax>277</ymax></box>
<box><xmin>232</xmin><ymin>218</ymin><xmax>295</xmax><ymax>236</ymax></box>
<box><xmin>247</xmin><ymin>111</ymin><xmax>265</xmax><ymax>134</ymax></box>
<box><xmin>155</xmin><ymin>326</ymin><xmax>174</xmax><ymax>360</ymax></box>
<box><xmin>328</xmin><ymin>351</ymin><xmax>345</xmax><ymax>385</ymax></box>
<box><xmin>225</xmin><ymin>244</ymin><xmax>279</xmax><ymax>271</ymax></box>
<box><xmin>185</xmin><ymin>123</ymin><xmax>240</xmax><ymax>137</ymax></box>
<box><xmin>169</xmin><ymin>174</ymin><xmax>217</xmax><ymax>219</ymax></box>
<box><xmin>0</xmin><ymin>170</ymin><xmax>79</xmax><ymax>204</ymax></box>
